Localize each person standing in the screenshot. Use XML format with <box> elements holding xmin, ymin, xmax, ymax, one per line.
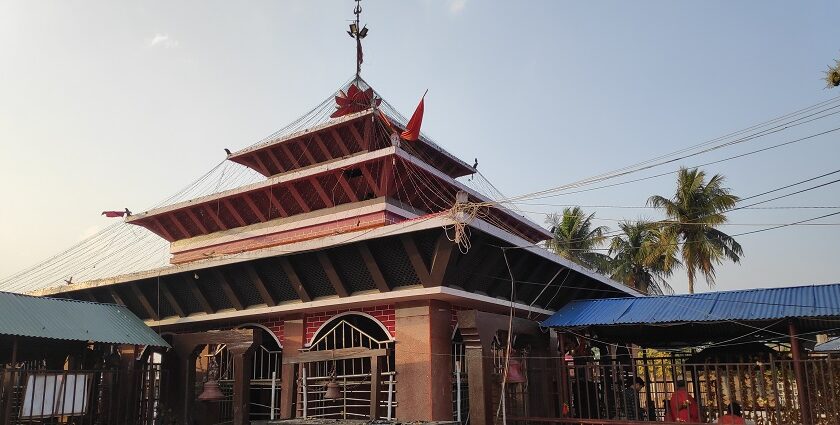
<box><xmin>622</xmin><ymin>377</ymin><xmax>646</xmax><ymax>420</ymax></box>
<box><xmin>668</xmin><ymin>380</ymin><xmax>701</xmax><ymax>423</ymax></box>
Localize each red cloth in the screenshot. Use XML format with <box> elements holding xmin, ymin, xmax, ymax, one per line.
<box><xmin>669</xmin><ymin>388</ymin><xmax>701</xmax><ymax>423</ymax></box>
<box><xmin>718</xmin><ymin>414</ymin><xmax>746</xmax><ymax>424</ymax></box>
<box><xmin>101</xmin><ymin>211</ymin><xmax>125</xmax><ymax>218</ymax></box>
<box><xmin>331</xmin><ymin>83</ymin><xmax>380</xmax><ymax>118</ymax></box>
<box><xmin>400</xmin><ymin>90</ymin><xmax>427</xmax><ymax>141</ymax></box>
<box><xmin>356</xmin><ymin>38</ymin><xmax>363</xmax><ymax>71</ymax></box>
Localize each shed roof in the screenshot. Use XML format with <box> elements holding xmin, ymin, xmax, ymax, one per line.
<box><xmin>0</xmin><ymin>291</ymin><xmax>169</xmax><ymax>347</ymax></box>
<box><xmin>542</xmin><ymin>283</ymin><xmax>840</xmax><ymax>328</ymax></box>
<box><xmin>815</xmin><ymin>337</ymin><xmax>840</xmax><ymax>353</ymax></box>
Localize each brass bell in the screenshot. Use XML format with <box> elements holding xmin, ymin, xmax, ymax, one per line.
<box><xmin>505</xmin><ymin>358</ymin><xmax>526</xmax><ymax>384</ymax></box>
<box><xmin>323</xmin><ymin>381</ymin><xmax>341</xmax><ymax>400</ymax></box>
<box><xmin>198</xmin><ymin>379</ymin><xmax>225</xmax><ymax>401</ymax></box>
<box><xmin>199</xmin><ymin>354</ymin><xmax>225</xmax><ymax>401</ymax></box>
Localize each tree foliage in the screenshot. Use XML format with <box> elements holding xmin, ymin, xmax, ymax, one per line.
<box><xmin>648</xmin><ymin>167</ymin><xmax>743</xmax><ymax>293</ymax></box>
<box><xmin>606</xmin><ymin>220</ymin><xmax>680</xmax><ymax>295</ymax></box>
<box><xmin>545</xmin><ymin>207</ymin><xmax>611</xmax><ymax>271</ymax></box>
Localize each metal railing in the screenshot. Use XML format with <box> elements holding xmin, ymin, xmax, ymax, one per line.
<box><xmin>0</xmin><ymin>368</ymin><xmax>134</xmax><ymax>425</ymax></box>
<box><xmin>558</xmin><ymin>356</ymin><xmax>840</xmax><ymax>424</ymax></box>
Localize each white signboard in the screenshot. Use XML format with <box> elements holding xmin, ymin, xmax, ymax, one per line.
<box><xmin>20</xmin><ymin>373</ymin><xmax>90</xmax><ymax>418</ymax></box>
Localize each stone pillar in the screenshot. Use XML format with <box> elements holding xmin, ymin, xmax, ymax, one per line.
<box><xmin>172</xmin><ymin>345</ymin><xmax>201</xmax><ymax>425</ymax></box>
<box><xmin>280</xmin><ymin>318</ymin><xmax>304</xmax><ymax>419</ymax></box>
<box><xmin>229</xmin><ymin>332</ymin><xmax>260</xmax><ymax>425</ymax></box>
<box><xmin>464</xmin><ymin>343</ymin><xmax>495</xmax><ymax>425</ymax></box>
<box><xmin>395</xmin><ymin>300</ymin><xmax>452</xmax><ymax>421</ymax></box>
<box><xmin>117</xmin><ymin>344</ymin><xmax>141</xmax><ymax>425</ymax></box>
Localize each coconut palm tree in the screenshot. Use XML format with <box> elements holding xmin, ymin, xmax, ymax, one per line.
<box><xmin>648</xmin><ymin>167</ymin><xmax>743</xmax><ymax>293</ymax></box>
<box><xmin>607</xmin><ymin>221</ymin><xmax>679</xmax><ymax>295</ymax></box>
<box><xmin>545</xmin><ymin>207</ymin><xmax>610</xmax><ymax>271</ymax></box>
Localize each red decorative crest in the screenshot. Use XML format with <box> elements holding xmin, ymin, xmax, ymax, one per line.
<box><xmin>331</xmin><ymin>83</ymin><xmax>380</xmax><ymax>118</ymax></box>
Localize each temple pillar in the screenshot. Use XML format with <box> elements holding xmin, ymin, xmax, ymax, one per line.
<box><xmin>117</xmin><ymin>344</ymin><xmax>141</xmax><ymax>425</ymax></box>
<box><xmin>395</xmin><ymin>300</ymin><xmax>452</xmax><ymax>421</ymax></box>
<box><xmin>172</xmin><ymin>344</ymin><xmax>201</xmax><ymax>425</ymax></box>
<box><xmin>229</xmin><ymin>333</ymin><xmax>260</xmax><ymax>425</ymax></box>
<box><xmin>457</xmin><ymin>309</ymin><xmax>551</xmax><ymax>425</ymax></box>
<box><xmin>280</xmin><ymin>318</ymin><xmax>304</xmax><ymax>419</ymax></box>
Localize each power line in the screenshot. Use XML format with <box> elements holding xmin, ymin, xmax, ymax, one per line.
<box><xmin>498</xmin><ymin>103</ymin><xmax>840</xmax><ymax>203</ymax></box>
<box><xmin>499</xmin><ymin>125</ymin><xmax>840</xmax><ymax>203</ymax></box>
<box><xmin>523</xmin><ymin>168</ymin><xmax>840</xmax><ymax>248</ymax></box>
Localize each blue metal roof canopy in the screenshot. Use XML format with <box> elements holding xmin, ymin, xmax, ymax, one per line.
<box><xmin>541</xmin><ymin>283</ymin><xmax>840</xmax><ymax>346</ymax></box>
<box><xmin>0</xmin><ymin>291</ymin><xmax>169</xmax><ymax>347</ymax></box>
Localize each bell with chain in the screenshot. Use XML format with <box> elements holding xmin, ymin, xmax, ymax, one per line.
<box><xmin>323</xmin><ymin>360</ymin><xmax>341</xmax><ymax>400</ymax></box>
<box><xmin>198</xmin><ymin>355</ymin><xmax>225</xmax><ymax>401</ymax></box>
<box><xmin>324</xmin><ymin>380</ymin><xmax>341</xmax><ymax>400</ymax></box>
<box><xmin>505</xmin><ymin>358</ymin><xmax>527</xmax><ymax>384</ymax></box>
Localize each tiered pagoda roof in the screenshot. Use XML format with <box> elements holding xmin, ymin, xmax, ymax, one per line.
<box><xmin>126</xmin><ymin>79</ymin><xmax>551</xmax><ymax>263</ymax></box>
<box><xmin>8</xmin><ymin>77</ymin><xmax>637</xmax><ymax>324</ymax></box>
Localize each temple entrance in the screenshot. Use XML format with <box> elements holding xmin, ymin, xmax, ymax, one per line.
<box><xmin>295</xmin><ymin>313</ymin><xmax>395</xmax><ymax>420</ymax></box>
<box><xmin>213</xmin><ymin>325</ymin><xmax>283</xmax><ymax>422</ymax></box>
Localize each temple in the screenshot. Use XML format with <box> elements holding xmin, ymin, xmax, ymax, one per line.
<box><xmin>26</xmin><ymin>75</ymin><xmax>637</xmax><ymax>424</ymax></box>
<box><xmin>10</xmin><ymin>2</ymin><xmax>639</xmax><ymax>423</ymax></box>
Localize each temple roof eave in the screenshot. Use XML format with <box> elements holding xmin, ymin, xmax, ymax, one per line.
<box><xmin>30</xmin><ymin>214</ymin><xmax>636</xmax><ymax>299</ymax></box>
<box><xmin>144</xmin><ymin>285</ymin><xmax>557</xmax><ymax>328</ymax></box>
<box><xmin>228</xmin><ymin>108</ymin><xmax>475</xmax><ymax>179</ymax></box>
<box><xmin>126</xmin><ymin>147</ymin><xmax>397</xmax><ymax>223</ymax></box>
<box><xmin>127</xmin><ymin>146</ymin><xmax>549</xmax><ymax>244</ymax></box>
<box><xmin>227</xmin><ymin>109</ymin><xmax>374</xmax><ymax>160</ymax></box>
<box><xmin>396</xmin><ymin>147</ymin><xmax>553</xmax><ymax>241</ymax></box>
<box><xmin>30</xmin><ymin>212</ymin><xmax>452</xmax><ymax>297</ymax></box>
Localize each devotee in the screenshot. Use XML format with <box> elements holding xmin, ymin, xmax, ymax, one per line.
<box><xmin>667</xmin><ymin>380</ymin><xmax>701</xmax><ymax>423</ymax></box>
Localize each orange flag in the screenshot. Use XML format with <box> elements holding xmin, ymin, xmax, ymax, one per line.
<box><xmin>400</xmin><ymin>90</ymin><xmax>427</xmax><ymax>141</ymax></box>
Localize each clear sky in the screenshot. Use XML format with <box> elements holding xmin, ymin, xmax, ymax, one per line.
<box><xmin>1</xmin><ymin>0</ymin><xmax>838</xmax><ymax>294</ymax></box>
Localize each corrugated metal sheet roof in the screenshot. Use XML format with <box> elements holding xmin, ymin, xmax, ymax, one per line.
<box><xmin>0</xmin><ymin>291</ymin><xmax>169</xmax><ymax>347</ymax></box>
<box><xmin>542</xmin><ymin>283</ymin><xmax>840</xmax><ymax>328</ymax></box>
<box><xmin>815</xmin><ymin>337</ymin><xmax>840</xmax><ymax>352</ymax></box>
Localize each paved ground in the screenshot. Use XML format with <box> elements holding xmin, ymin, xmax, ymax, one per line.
<box><xmin>258</xmin><ymin>419</ymin><xmax>458</xmax><ymax>425</ymax></box>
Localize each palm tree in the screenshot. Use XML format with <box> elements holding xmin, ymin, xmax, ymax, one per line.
<box><xmin>607</xmin><ymin>221</ymin><xmax>679</xmax><ymax>295</ymax></box>
<box><xmin>648</xmin><ymin>167</ymin><xmax>743</xmax><ymax>293</ymax></box>
<box><xmin>545</xmin><ymin>207</ymin><xmax>610</xmax><ymax>271</ymax></box>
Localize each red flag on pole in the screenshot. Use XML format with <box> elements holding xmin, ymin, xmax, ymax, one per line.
<box><xmin>400</xmin><ymin>90</ymin><xmax>427</xmax><ymax>141</ymax></box>
<box><xmin>356</xmin><ymin>38</ymin><xmax>363</xmax><ymax>76</ymax></box>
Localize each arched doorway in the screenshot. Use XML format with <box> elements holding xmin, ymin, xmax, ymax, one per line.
<box><xmin>296</xmin><ymin>312</ymin><xmax>395</xmax><ymax>420</ymax></box>
<box><xmin>208</xmin><ymin>325</ymin><xmax>283</xmax><ymax>422</ymax></box>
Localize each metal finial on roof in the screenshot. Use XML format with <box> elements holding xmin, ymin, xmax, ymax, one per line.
<box><xmin>346</xmin><ymin>0</ymin><xmax>368</xmax><ymax>78</ymax></box>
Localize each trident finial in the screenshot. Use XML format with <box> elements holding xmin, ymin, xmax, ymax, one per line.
<box><xmin>346</xmin><ymin>0</ymin><xmax>368</xmax><ymax>78</ymax></box>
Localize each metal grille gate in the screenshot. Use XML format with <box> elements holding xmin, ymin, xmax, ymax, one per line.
<box><xmin>213</xmin><ymin>343</ymin><xmax>282</xmax><ymax>422</ymax></box>
<box><xmin>452</xmin><ymin>330</ymin><xmax>469</xmax><ymax>424</ymax></box>
<box><xmin>296</xmin><ymin>315</ymin><xmax>396</xmax><ymax>420</ymax></box>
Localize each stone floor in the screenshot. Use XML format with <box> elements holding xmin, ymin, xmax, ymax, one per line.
<box><xmin>258</xmin><ymin>419</ymin><xmax>458</xmax><ymax>425</ymax></box>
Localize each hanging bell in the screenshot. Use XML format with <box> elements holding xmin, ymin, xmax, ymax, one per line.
<box><xmin>198</xmin><ymin>379</ymin><xmax>225</xmax><ymax>401</ymax></box>
<box><xmin>323</xmin><ymin>381</ymin><xmax>341</xmax><ymax>400</ymax></box>
<box><xmin>505</xmin><ymin>358</ymin><xmax>527</xmax><ymax>384</ymax></box>
<box><xmin>199</xmin><ymin>354</ymin><xmax>225</xmax><ymax>401</ymax></box>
